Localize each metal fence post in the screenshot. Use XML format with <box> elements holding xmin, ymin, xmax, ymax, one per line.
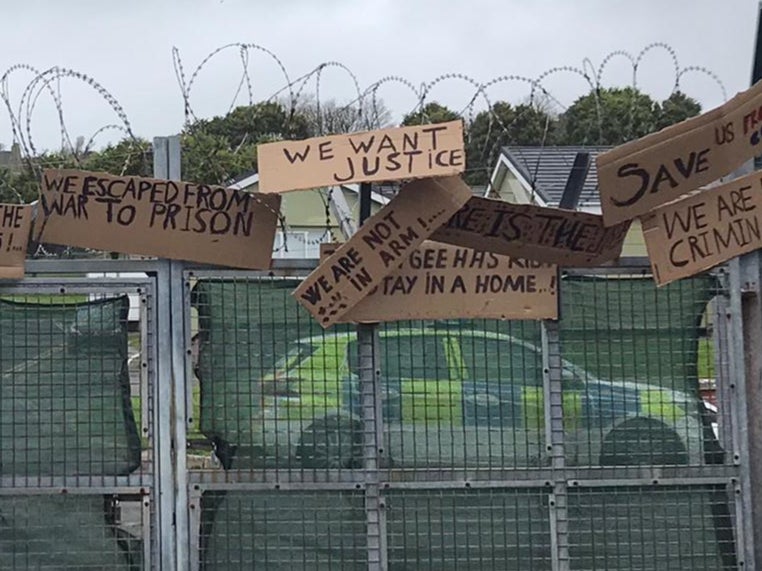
<box><xmin>167</xmin><ymin>135</ymin><xmax>191</xmax><ymax>571</ymax></box>
<box><xmin>728</xmin><ymin>7</ymin><xmax>762</xmax><ymax>566</ymax></box>
<box><xmin>357</xmin><ymin>181</ymin><xmax>386</xmax><ymax>571</ymax></box>
<box><xmin>152</xmin><ymin>136</ymin><xmax>178</xmax><ymax>570</ymax></box>
<box><xmin>731</xmin><ymin>253</ymin><xmax>762</xmax><ymax>570</ymax></box>
<box><xmin>542</xmin><ymin>319</ymin><xmax>569</xmax><ymax>571</ymax></box>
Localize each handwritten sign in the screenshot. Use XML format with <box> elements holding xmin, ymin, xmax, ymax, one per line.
<box><xmin>597</xmin><ymin>80</ymin><xmax>762</xmax><ymax>226</ymax></box>
<box><xmin>430</xmin><ymin>196</ymin><xmax>631</xmax><ymax>267</ymax></box>
<box><xmin>642</xmin><ymin>171</ymin><xmax>762</xmax><ymax>286</ymax></box>
<box><xmin>293</xmin><ymin>175</ymin><xmax>473</xmax><ymax>328</ymax></box>
<box><xmin>257</xmin><ymin>121</ymin><xmax>465</xmax><ymax>193</ymax></box>
<box><xmin>0</xmin><ymin>204</ymin><xmax>32</xmax><ymax>279</ymax></box>
<box><xmin>321</xmin><ymin>241</ymin><xmax>558</xmax><ymax>322</ymax></box>
<box><xmin>36</xmin><ymin>169</ymin><xmax>281</xmax><ymax>269</ymax></box>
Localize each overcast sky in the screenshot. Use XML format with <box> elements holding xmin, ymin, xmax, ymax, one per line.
<box><xmin>1</xmin><ymin>0</ymin><xmax>759</xmax><ymax>151</ymax></box>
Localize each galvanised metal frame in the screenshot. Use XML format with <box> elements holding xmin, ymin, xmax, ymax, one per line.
<box><xmin>0</xmin><ymin>272</ymin><xmax>162</xmax><ymax>570</ymax></box>
<box><xmin>179</xmin><ymin>257</ymin><xmax>747</xmax><ymax>570</ymax></box>
<box><xmin>13</xmin><ymin>255</ymin><xmax>742</xmax><ymax>569</ymax></box>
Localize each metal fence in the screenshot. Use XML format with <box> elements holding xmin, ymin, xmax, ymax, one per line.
<box><xmin>0</xmin><ymin>257</ymin><xmax>748</xmax><ymax>569</ymax></box>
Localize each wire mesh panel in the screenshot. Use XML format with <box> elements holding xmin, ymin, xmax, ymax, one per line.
<box><xmin>191</xmin><ymin>277</ymin><xmax>359</xmax><ymax>472</ymax></box>
<box><xmin>0</xmin><ymin>279</ymin><xmax>157</xmax><ymax>570</ymax></box>
<box><xmin>557</xmin><ymin>271</ymin><xmax>740</xmax><ymax>569</ymax></box>
<box><xmin>567</xmin><ymin>485</ymin><xmax>737</xmax><ymax>570</ymax></box>
<box><xmin>185</xmin><ymin>266</ymin><xmax>743</xmax><ymax>570</ymax></box>
<box><xmin>559</xmin><ymin>274</ymin><xmax>720</xmax><ymax>468</ymax></box>
<box><xmin>0</xmin><ymin>493</ymin><xmax>144</xmax><ymax>569</ymax></box>
<box><xmin>198</xmin><ymin>490</ymin><xmax>367</xmax><ymax>569</ymax></box>
<box><xmin>376</xmin><ymin>320</ymin><xmax>546</xmax><ymax>472</ymax></box>
<box><xmin>385</xmin><ymin>488</ymin><xmax>552</xmax><ymax>570</ymax></box>
<box><xmin>0</xmin><ymin>295</ymin><xmax>142</xmax><ymax>480</ymax></box>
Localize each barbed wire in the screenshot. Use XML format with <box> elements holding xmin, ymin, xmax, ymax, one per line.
<box><xmin>0</xmin><ymin>43</ymin><xmax>729</xmax><ymax>256</ymax></box>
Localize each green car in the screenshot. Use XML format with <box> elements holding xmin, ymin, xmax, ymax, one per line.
<box><xmin>253</xmin><ymin>328</ymin><xmax>708</xmax><ymax>469</ymax></box>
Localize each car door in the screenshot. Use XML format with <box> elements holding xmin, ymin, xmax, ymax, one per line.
<box><xmin>455</xmin><ymin>334</ymin><xmax>546</xmax><ymax>468</ymax></box>
<box><xmin>375</xmin><ymin>331</ymin><xmax>459</xmax><ymax>468</ymax></box>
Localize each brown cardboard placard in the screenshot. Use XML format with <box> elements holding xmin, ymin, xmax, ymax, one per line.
<box><xmin>293</xmin><ymin>175</ymin><xmax>473</xmax><ymax>328</ymax></box>
<box><xmin>642</xmin><ymin>170</ymin><xmax>762</xmax><ymax>286</ymax></box>
<box><xmin>320</xmin><ymin>241</ymin><xmax>558</xmax><ymax>322</ymax></box>
<box><xmin>430</xmin><ymin>196</ymin><xmax>631</xmax><ymax>267</ymax></box>
<box><xmin>597</xmin><ymin>79</ymin><xmax>762</xmax><ymax>226</ymax></box>
<box><xmin>0</xmin><ymin>204</ymin><xmax>33</xmax><ymax>279</ymax></box>
<box><xmin>257</xmin><ymin>120</ymin><xmax>464</xmax><ymax>193</ymax></box>
<box><xmin>36</xmin><ymin>169</ymin><xmax>281</xmax><ymax>269</ymax></box>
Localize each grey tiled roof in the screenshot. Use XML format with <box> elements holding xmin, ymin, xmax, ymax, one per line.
<box><xmin>502</xmin><ymin>146</ymin><xmax>613</xmax><ymax>207</ymax></box>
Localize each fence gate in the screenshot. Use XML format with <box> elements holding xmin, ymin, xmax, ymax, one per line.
<box><xmin>0</xmin><ymin>258</ymin><xmax>749</xmax><ymax>569</ymax></box>
<box><xmin>176</xmin><ymin>259</ymin><xmax>746</xmax><ymax>571</ymax></box>
<box><xmin>0</xmin><ymin>262</ymin><xmax>172</xmax><ymax>569</ymax></box>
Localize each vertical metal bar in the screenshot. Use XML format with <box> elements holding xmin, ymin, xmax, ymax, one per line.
<box><xmin>736</xmin><ymin>5</ymin><xmax>762</xmax><ymax>566</ymax></box>
<box><xmin>357</xmin><ymin>181</ymin><xmax>386</xmax><ymax>571</ymax></box>
<box><xmin>168</xmin><ymin>133</ymin><xmax>190</xmax><ymax>571</ymax></box>
<box><xmin>542</xmin><ymin>320</ymin><xmax>569</xmax><ymax>571</ymax></box>
<box><xmin>713</xmin><ymin>292</ymin><xmax>733</xmax><ymax>455</ymax></box>
<box><xmin>142</xmin><ymin>493</ymin><xmax>152</xmax><ymax>569</ymax></box>
<box><xmin>359</xmin><ymin>182</ymin><xmax>372</xmax><ymax>224</ymax></box>
<box><xmin>729</xmin><ymin>258</ymin><xmax>753</xmax><ymax>570</ymax></box>
<box><xmin>187</xmin><ymin>487</ymin><xmax>203</xmax><ymax>571</ymax></box>
<box><xmin>152</xmin><ymin>136</ymin><xmax>177</xmax><ymax>570</ymax></box>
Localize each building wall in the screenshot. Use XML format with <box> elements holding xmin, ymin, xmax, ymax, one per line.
<box><xmin>494</xmin><ymin>165</ymin><xmax>648</xmax><ymax>258</ymax></box>
<box><xmin>494</xmin><ymin>167</ymin><xmax>538</xmax><ymax>204</ymax></box>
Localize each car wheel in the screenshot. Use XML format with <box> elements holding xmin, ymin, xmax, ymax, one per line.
<box><xmin>599</xmin><ymin>418</ymin><xmax>688</xmax><ymax>466</ymax></box>
<box><xmin>297</xmin><ymin>416</ymin><xmax>362</xmax><ymax>469</ymax></box>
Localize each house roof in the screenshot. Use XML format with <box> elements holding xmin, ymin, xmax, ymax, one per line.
<box><xmin>501</xmin><ymin>145</ymin><xmax>613</xmax><ymax>207</ymax></box>
<box><xmin>225</xmin><ymin>169</ymin><xmax>390</xmax><ymax>204</ymax></box>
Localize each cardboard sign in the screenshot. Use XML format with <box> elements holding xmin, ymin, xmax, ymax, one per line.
<box><xmin>0</xmin><ymin>204</ymin><xmax>32</xmax><ymax>279</ymax></box>
<box><xmin>642</xmin><ymin>170</ymin><xmax>762</xmax><ymax>286</ymax></box>
<box><xmin>597</xmin><ymin>80</ymin><xmax>762</xmax><ymax>226</ymax></box>
<box><xmin>320</xmin><ymin>241</ymin><xmax>558</xmax><ymax>322</ymax></box>
<box><xmin>430</xmin><ymin>196</ymin><xmax>631</xmax><ymax>267</ymax></box>
<box><xmin>257</xmin><ymin>120</ymin><xmax>465</xmax><ymax>193</ymax></box>
<box><xmin>36</xmin><ymin>169</ymin><xmax>281</xmax><ymax>269</ymax></box>
<box><xmin>293</xmin><ymin>175</ymin><xmax>473</xmax><ymax>328</ymax></box>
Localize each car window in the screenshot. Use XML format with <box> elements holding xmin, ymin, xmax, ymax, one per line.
<box><xmin>459</xmin><ymin>336</ymin><xmax>542</xmax><ymax>387</ymax></box>
<box><xmin>347</xmin><ymin>334</ymin><xmax>449</xmax><ymax>379</ymax></box>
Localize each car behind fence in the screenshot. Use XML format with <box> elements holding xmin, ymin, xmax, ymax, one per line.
<box><xmin>0</xmin><ymin>258</ymin><xmax>745</xmax><ymax>570</ymax></box>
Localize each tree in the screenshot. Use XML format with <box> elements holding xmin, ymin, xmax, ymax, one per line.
<box><xmin>181</xmin><ymin>130</ymin><xmax>258</xmax><ymax>186</ymax></box>
<box><xmin>558</xmin><ymin>87</ymin><xmax>702</xmax><ymax>146</ymax></box>
<box><xmin>657</xmin><ymin>91</ymin><xmax>702</xmax><ymax>130</ymax></box>
<box><xmin>83</xmin><ymin>138</ymin><xmax>152</xmax><ymax>177</ymax></box>
<box><xmin>558</xmin><ymin>87</ymin><xmax>661</xmax><ymax>145</ymax></box>
<box><xmin>191</xmin><ymin>101</ymin><xmax>310</xmax><ymax>150</ymax></box>
<box><xmin>401</xmin><ymin>102</ymin><xmax>460</xmax><ymax>126</ymax></box>
<box><xmin>296</xmin><ymin>96</ymin><xmax>393</xmax><ymax>136</ymax></box>
<box><xmin>0</xmin><ymin>166</ymin><xmax>37</xmax><ymax>204</ymax></box>
<box><xmin>466</xmin><ymin>101</ymin><xmax>556</xmax><ymax>185</ymax></box>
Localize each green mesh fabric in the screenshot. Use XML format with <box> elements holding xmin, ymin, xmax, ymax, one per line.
<box><xmin>200</xmin><ymin>491</ymin><xmax>366</xmax><ymax>570</ymax></box>
<box><xmin>0</xmin><ymin>496</ymin><xmax>139</xmax><ymax>569</ymax></box>
<box><xmin>558</xmin><ymin>274</ymin><xmax>717</xmax><ymax>393</ymax></box>
<box><xmin>0</xmin><ymin>296</ymin><xmax>141</xmax><ymax>476</ymax></box>
<box><xmin>192</xmin><ymin>279</ymin><xmax>353</xmax><ymax>446</ymax></box>
<box><xmin>192</xmin><ymin>272</ymin><xmax>729</xmax><ymax>569</ymax></box>
<box><xmin>192</xmin><ymin>273</ymin><xmax>716</xmax><ymax>445</ymax></box>
<box><xmin>568</xmin><ymin>486</ymin><xmax>736</xmax><ymax>570</ymax></box>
